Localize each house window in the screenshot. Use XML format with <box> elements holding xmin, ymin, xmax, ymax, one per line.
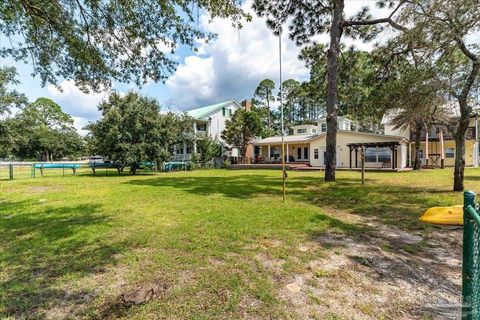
<box><xmin>365</xmin><ymin>148</ymin><xmax>377</xmax><ymax>162</ymax></box>
<box><xmin>270</xmin><ymin>147</ymin><xmax>280</xmax><ymax>159</ymax></box>
<box><xmin>314</xmin><ymin>149</ymin><xmax>319</xmax><ymax>159</ymax></box>
<box><xmin>297</xmin><ymin>128</ymin><xmax>307</xmax><ymax>134</ymax></box>
<box><xmin>377</xmin><ymin>147</ymin><xmax>391</xmax><ymax>163</ymax></box>
<box><xmin>223</xmin><ymin>108</ymin><xmax>231</xmax><ymax>117</ymax></box>
<box><xmin>312</xmin><ymin>129</ymin><xmax>317</xmax><ymax>134</ymax></box>
<box><xmin>186</xmin><ymin>146</ymin><xmax>193</xmax><ymax>154</ymax></box>
<box><xmin>196</xmin><ymin>123</ymin><xmax>207</xmax><ymax>131</ymax></box>
<box><xmin>445</xmin><ymin>147</ymin><xmax>455</xmax><ymax>158</ymax></box>
<box><xmin>297</xmin><ymin>147</ymin><xmax>302</xmax><ymax>159</ymax></box>
<box><xmin>303</xmin><ymin>147</ymin><xmax>309</xmax><ymax>159</ymax></box>
<box><xmin>321</xmin><ymin>123</ymin><xmax>327</xmax><ymax>132</ymax></box>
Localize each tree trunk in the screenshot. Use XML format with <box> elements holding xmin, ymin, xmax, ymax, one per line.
<box><xmin>453</xmin><ymin>135</ymin><xmax>466</xmax><ymax>191</ymax></box>
<box><xmin>324</xmin><ymin>0</ymin><xmax>344</xmax><ymax>182</ymax></box>
<box><xmin>267</xmin><ymin>98</ymin><xmax>271</xmax><ymax>131</ymax></box>
<box><xmin>413</xmin><ymin>124</ymin><xmax>422</xmax><ymax>170</ymax></box>
<box><xmin>130</xmin><ymin>163</ymin><xmax>138</xmax><ymax>175</ymax></box>
<box><xmin>453</xmin><ymin>100</ymin><xmax>470</xmax><ymax>191</ymax></box>
<box><xmin>453</xmin><ymin>61</ymin><xmax>479</xmax><ymax>191</ymax></box>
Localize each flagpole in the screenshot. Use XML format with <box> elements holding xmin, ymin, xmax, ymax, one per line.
<box><xmin>279</xmin><ymin>30</ymin><xmax>286</xmax><ymax>202</ymax></box>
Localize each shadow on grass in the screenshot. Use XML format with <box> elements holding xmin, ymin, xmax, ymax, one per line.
<box><xmin>0</xmin><ymin>200</ymin><xmax>125</xmax><ymax>318</ymax></box>
<box><xmin>124</xmin><ymin>172</ymin><xmax>462</xmax><ymax>312</ymax></box>
<box><xmin>125</xmin><ymin>173</ymin><xmax>451</xmax><ymax>231</ymax></box>
<box><xmin>124</xmin><ymin>174</ymin><xmax>283</xmax><ymax>199</ymax></box>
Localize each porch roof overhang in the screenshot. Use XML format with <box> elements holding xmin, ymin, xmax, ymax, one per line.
<box><xmin>253</xmin><ymin>135</ymin><xmax>315</xmax><ymax>146</ymax></box>
<box><xmin>346</xmin><ymin>141</ymin><xmax>400</xmax><ymax>149</ymax></box>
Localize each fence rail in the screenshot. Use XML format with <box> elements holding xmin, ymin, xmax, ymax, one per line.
<box><xmin>0</xmin><ymin>160</ymin><xmax>225</xmax><ymax>180</ymax></box>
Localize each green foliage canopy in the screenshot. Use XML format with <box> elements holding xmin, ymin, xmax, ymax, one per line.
<box><xmin>221</xmin><ymin>109</ymin><xmax>262</xmax><ymax>160</ymax></box>
<box><xmin>11</xmin><ymin>97</ymin><xmax>83</xmax><ymax>160</ymax></box>
<box><xmin>0</xmin><ymin>0</ymin><xmax>246</xmax><ymax>91</ymax></box>
<box><xmin>86</xmin><ymin>92</ymin><xmax>193</xmax><ymax>170</ymax></box>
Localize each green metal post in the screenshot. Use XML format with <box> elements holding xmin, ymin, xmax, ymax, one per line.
<box><xmin>463</xmin><ymin>190</ymin><xmax>476</xmax><ymax>319</ymax></box>
<box><xmin>9</xmin><ymin>163</ymin><xmax>13</xmax><ymax>180</ymax></box>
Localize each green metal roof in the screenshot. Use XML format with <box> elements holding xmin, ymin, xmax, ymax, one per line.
<box><xmin>186</xmin><ymin>100</ymin><xmax>238</xmax><ymax>120</ymax></box>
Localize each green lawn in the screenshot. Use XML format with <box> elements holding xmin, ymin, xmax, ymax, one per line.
<box><xmin>0</xmin><ymin>168</ymin><xmax>477</xmax><ymax>319</ymax></box>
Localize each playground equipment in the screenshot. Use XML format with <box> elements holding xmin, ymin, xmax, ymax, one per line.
<box><xmin>419</xmin><ymin>205</ymin><xmax>463</xmax><ymax>225</ymax></box>
<box><xmin>89</xmin><ymin>162</ymin><xmax>124</xmax><ymax>175</ymax></box>
<box><xmin>163</xmin><ymin>161</ymin><xmax>191</xmax><ymax>172</ymax></box>
<box><xmin>34</xmin><ymin>163</ymin><xmax>81</xmax><ymax>177</ymax></box>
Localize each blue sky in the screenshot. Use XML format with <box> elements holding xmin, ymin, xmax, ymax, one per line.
<box><xmin>3</xmin><ymin>1</ymin><xmax>402</xmax><ymax>133</ymax></box>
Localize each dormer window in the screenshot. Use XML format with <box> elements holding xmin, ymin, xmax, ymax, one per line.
<box><xmin>321</xmin><ymin>123</ymin><xmax>327</xmax><ymax>132</ymax></box>
<box><xmin>222</xmin><ymin>108</ymin><xmax>232</xmax><ymax>117</ymax></box>
<box><xmin>297</xmin><ymin>128</ymin><xmax>307</xmax><ymax>134</ymax></box>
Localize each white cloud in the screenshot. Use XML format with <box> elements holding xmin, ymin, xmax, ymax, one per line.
<box><xmin>47</xmin><ymin>80</ymin><xmax>108</xmax><ymax>119</ymax></box>
<box><xmin>165</xmin><ymin>0</ymin><xmax>398</xmax><ymax>110</ymax></box>
<box><xmin>72</xmin><ymin>116</ymin><xmax>90</xmax><ymax>136</ymax></box>
<box><xmin>46</xmin><ymin>80</ymin><xmax>112</xmax><ymax>135</ymax></box>
<box><xmin>166</xmin><ymin>0</ymin><xmax>309</xmax><ymax>110</ymax></box>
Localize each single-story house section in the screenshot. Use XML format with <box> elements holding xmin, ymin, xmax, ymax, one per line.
<box><xmin>253</xmin><ymin>130</ymin><xmax>409</xmax><ymax>169</ymax></box>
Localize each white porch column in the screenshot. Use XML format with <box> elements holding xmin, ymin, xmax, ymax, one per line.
<box><xmin>193</xmin><ymin>121</ymin><xmax>197</xmax><ymax>154</ymax></box>
<box><xmin>425</xmin><ymin>127</ymin><xmax>429</xmax><ymax>167</ymax></box>
<box><xmin>267</xmin><ymin>145</ymin><xmax>271</xmax><ymax>162</ymax></box>
<box><xmin>474</xmin><ymin>142</ymin><xmax>479</xmax><ymax>168</ymax></box>
<box><xmin>439</xmin><ymin>130</ymin><xmax>445</xmax><ymax>168</ymax></box>
<box><xmin>286</xmin><ymin>144</ymin><xmax>289</xmax><ymax>163</ymax></box>
<box><xmin>408</xmin><ymin>142</ymin><xmax>412</xmax><ymax>167</ymax></box>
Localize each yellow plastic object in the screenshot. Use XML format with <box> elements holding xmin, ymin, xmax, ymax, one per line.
<box><xmin>419</xmin><ymin>205</ymin><xmax>463</xmax><ymax>225</ymax></box>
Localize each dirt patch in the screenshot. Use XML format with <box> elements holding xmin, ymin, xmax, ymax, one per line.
<box><xmin>258</xmin><ymin>238</ymin><xmax>283</xmax><ymax>249</ymax></box>
<box><xmin>120</xmin><ymin>283</ymin><xmax>170</xmax><ymax>306</ymax></box>
<box><xmin>276</xmin><ymin>220</ymin><xmax>461</xmax><ymax>319</ymax></box>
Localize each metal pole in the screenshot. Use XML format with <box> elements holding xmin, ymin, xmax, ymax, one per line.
<box><xmin>9</xmin><ymin>163</ymin><xmax>13</xmax><ymax>180</ymax></box>
<box><xmin>463</xmin><ymin>190</ymin><xmax>476</xmax><ymax>319</ymax></box>
<box><xmin>279</xmin><ymin>30</ymin><xmax>286</xmax><ymax>202</ymax></box>
<box><xmin>361</xmin><ymin>147</ymin><xmax>365</xmax><ymax>185</ymax></box>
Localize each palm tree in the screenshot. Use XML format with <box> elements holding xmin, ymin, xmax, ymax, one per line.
<box><xmin>379</xmin><ymin>64</ymin><xmax>449</xmax><ymax>169</ymax></box>
<box><xmin>389</xmin><ymin>105</ymin><xmax>449</xmax><ymax>169</ymax></box>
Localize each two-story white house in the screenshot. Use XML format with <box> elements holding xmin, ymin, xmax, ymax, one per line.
<box><xmin>172</xmin><ymin>100</ymin><xmax>243</xmax><ymax>160</ymax></box>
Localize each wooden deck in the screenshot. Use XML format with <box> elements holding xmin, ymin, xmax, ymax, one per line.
<box><xmin>226</xmin><ymin>163</ymin><xmax>411</xmax><ymax>172</ymax></box>
<box><xmin>226</xmin><ymin>163</ymin><xmax>310</xmax><ymax>170</ymax></box>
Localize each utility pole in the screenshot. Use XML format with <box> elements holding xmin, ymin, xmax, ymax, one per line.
<box><xmin>279</xmin><ymin>31</ymin><xmax>286</xmax><ymax>201</ymax></box>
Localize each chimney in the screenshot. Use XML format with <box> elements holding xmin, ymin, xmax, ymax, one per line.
<box><xmin>241</xmin><ymin>99</ymin><xmax>252</xmax><ymax>112</ymax></box>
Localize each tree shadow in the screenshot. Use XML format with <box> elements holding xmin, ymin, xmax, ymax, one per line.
<box><xmin>124</xmin><ymin>174</ymin><xmax>287</xmax><ymax>199</ymax></box>
<box><xmin>0</xmin><ymin>200</ymin><xmax>126</xmax><ymax>318</ymax></box>
<box><xmin>125</xmin><ymin>173</ymin><xmax>453</xmax><ymax>232</ymax></box>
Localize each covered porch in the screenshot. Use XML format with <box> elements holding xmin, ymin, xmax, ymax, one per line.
<box><xmin>347</xmin><ymin>142</ymin><xmax>401</xmax><ymax>169</ymax></box>
<box><xmin>254</xmin><ymin>142</ymin><xmax>311</xmax><ymax>164</ymax></box>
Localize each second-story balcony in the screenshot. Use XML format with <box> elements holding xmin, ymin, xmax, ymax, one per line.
<box><xmin>195</xmin><ymin>130</ymin><xmax>207</xmax><ymax>138</ymax></box>
<box><xmin>410</xmin><ymin>127</ymin><xmax>476</xmax><ymax>141</ymax></box>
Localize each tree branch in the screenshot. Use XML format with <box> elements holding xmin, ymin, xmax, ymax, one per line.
<box><xmin>455</xmin><ymin>37</ymin><xmax>478</xmax><ymax>62</ymax></box>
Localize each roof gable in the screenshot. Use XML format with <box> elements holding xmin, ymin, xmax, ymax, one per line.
<box><xmin>186</xmin><ymin>100</ymin><xmax>241</xmax><ymax>120</ymax></box>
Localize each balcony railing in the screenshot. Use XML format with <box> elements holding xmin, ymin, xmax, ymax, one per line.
<box><xmin>411</xmin><ymin>127</ymin><xmax>476</xmax><ymax>141</ymax></box>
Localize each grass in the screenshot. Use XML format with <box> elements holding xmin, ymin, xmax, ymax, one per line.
<box><xmin>0</xmin><ymin>168</ymin><xmax>478</xmax><ymax>319</ymax></box>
